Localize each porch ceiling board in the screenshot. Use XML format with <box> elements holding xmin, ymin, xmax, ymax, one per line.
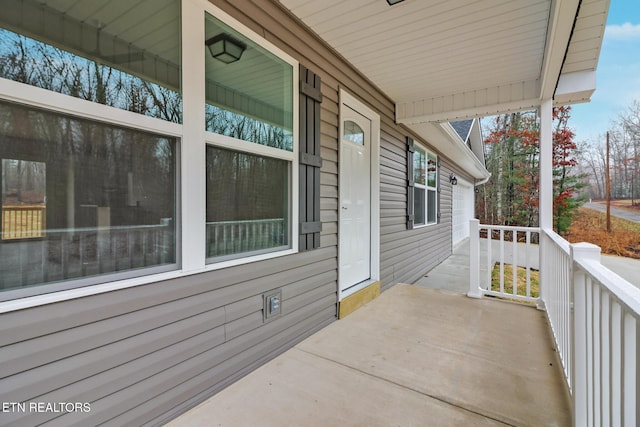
<box><xmin>279</xmin><ymin>0</ymin><xmax>609</xmax><ymax>123</ymax></box>
<box><xmin>45</xmin><ymin>0</ymin><xmax>181</xmax><ymax>65</ymax></box>
<box><xmin>562</xmin><ymin>0</ymin><xmax>608</xmax><ymax>75</ymax></box>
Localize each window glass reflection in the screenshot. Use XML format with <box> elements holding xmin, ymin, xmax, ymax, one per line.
<box><xmin>0</xmin><ymin>100</ymin><xmax>177</xmax><ymax>294</ymax></box>
<box><xmin>343</xmin><ymin>121</ymin><xmax>364</xmax><ymax>145</ymax></box>
<box><xmin>205</xmin><ymin>13</ymin><xmax>293</xmax><ymax>150</ymax></box>
<box><xmin>206</xmin><ymin>146</ymin><xmax>289</xmax><ymax>260</ymax></box>
<box><xmin>0</xmin><ymin>0</ymin><xmax>182</xmax><ymax>123</ymax></box>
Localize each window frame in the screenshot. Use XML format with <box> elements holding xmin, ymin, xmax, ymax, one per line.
<box><xmin>0</xmin><ymin>1</ymin><xmax>299</xmax><ymax>310</ymax></box>
<box><xmin>0</xmin><ymin>84</ymin><xmax>183</xmax><ymax>303</ymax></box>
<box><xmin>413</xmin><ymin>143</ymin><xmax>439</xmax><ymax>228</ymax></box>
<box><xmin>201</xmin><ymin>6</ymin><xmax>299</xmax><ymax>270</ymax></box>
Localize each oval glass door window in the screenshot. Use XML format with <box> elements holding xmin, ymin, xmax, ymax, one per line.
<box><xmin>343</xmin><ymin>120</ymin><xmax>364</xmax><ymax>145</ymax></box>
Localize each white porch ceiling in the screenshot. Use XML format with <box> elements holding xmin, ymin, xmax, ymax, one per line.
<box><xmin>279</xmin><ymin>0</ymin><xmax>609</xmax><ymax>123</ymax></box>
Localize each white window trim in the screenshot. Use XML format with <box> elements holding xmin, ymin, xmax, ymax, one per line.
<box><xmin>200</xmin><ymin>1</ymin><xmax>299</xmax><ymax>267</ymax></box>
<box><xmin>0</xmin><ymin>79</ymin><xmax>183</xmax><ymax>138</ymax></box>
<box><xmin>0</xmin><ymin>0</ymin><xmax>299</xmax><ymax>312</ymax></box>
<box><xmin>413</xmin><ymin>143</ymin><xmax>439</xmax><ymax>228</ymax></box>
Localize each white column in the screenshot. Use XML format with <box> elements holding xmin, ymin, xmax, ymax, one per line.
<box><xmin>180</xmin><ymin>1</ymin><xmax>206</xmax><ymax>271</ymax></box>
<box><xmin>539</xmin><ymin>99</ymin><xmax>553</xmax><ymax>230</ymax></box>
<box><xmin>467</xmin><ymin>219</ymin><xmax>482</xmax><ymax>298</ymax></box>
<box><xmin>538</xmin><ymin>99</ymin><xmax>553</xmax><ymax>309</ymax></box>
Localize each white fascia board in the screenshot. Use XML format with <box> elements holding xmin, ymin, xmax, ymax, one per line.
<box><xmin>553</xmin><ymin>70</ymin><xmax>596</xmax><ymax>106</ymax></box>
<box><xmin>539</xmin><ymin>0</ymin><xmax>582</xmax><ymax>100</ymax></box>
<box><xmin>439</xmin><ymin>122</ymin><xmax>490</xmax><ymax>182</ymax></box>
<box><xmin>468</xmin><ymin>119</ymin><xmax>485</xmax><ymax>168</ymax></box>
<box><xmin>407</xmin><ymin>121</ymin><xmax>490</xmax><ymax>182</ymax></box>
<box><xmin>396</xmin><ymin>80</ymin><xmax>541</xmax><ymax>124</ymax></box>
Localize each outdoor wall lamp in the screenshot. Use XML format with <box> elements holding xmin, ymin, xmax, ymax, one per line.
<box><xmin>206</xmin><ymin>34</ymin><xmax>246</xmax><ymax>64</ymax></box>
<box><xmin>449</xmin><ymin>174</ymin><xmax>458</xmax><ymax>185</ymax></box>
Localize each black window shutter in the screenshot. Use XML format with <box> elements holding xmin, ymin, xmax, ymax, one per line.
<box><xmin>406</xmin><ymin>137</ymin><xmax>415</xmax><ymax>230</ymax></box>
<box><xmin>299</xmin><ymin>64</ymin><xmax>323</xmax><ymax>250</ymax></box>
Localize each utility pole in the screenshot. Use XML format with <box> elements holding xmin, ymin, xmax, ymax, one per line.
<box><xmin>606</xmin><ymin>131</ymin><xmax>611</xmax><ymax>233</ymax></box>
<box><xmin>633</xmin><ymin>125</ymin><xmax>637</xmax><ymax>206</ymax></box>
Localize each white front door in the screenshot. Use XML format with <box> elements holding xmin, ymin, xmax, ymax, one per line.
<box><xmin>339</xmin><ymin>106</ymin><xmax>371</xmax><ymax>292</ymax></box>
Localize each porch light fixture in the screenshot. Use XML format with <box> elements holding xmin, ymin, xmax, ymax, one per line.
<box><xmin>449</xmin><ymin>174</ymin><xmax>458</xmax><ymax>185</ymax></box>
<box><xmin>386</xmin><ymin>0</ymin><xmax>405</xmax><ymax>5</ymax></box>
<box><xmin>206</xmin><ymin>34</ymin><xmax>246</xmax><ymax>64</ymax></box>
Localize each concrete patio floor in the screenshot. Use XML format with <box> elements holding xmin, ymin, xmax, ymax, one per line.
<box><xmin>167</xmin><ymin>285</ymin><xmax>571</xmax><ymax>426</ymax></box>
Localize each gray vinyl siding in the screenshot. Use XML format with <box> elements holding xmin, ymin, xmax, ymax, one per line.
<box><xmin>379</xmin><ymin>128</ymin><xmax>457</xmax><ymax>290</ymax></box>
<box><xmin>0</xmin><ymin>1</ymin><xmax>471</xmax><ymax>425</ymax></box>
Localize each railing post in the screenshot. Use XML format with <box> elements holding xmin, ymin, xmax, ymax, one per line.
<box><xmin>571</xmin><ymin>242</ymin><xmax>601</xmax><ymax>427</ymax></box>
<box><xmin>538</xmin><ymin>231</ymin><xmax>547</xmax><ymax>311</ymax></box>
<box><xmin>467</xmin><ymin>219</ymin><xmax>482</xmax><ymax>298</ymax></box>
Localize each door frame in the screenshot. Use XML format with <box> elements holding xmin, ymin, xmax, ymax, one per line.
<box><xmin>338</xmin><ymin>89</ymin><xmax>380</xmax><ymax>300</ymax></box>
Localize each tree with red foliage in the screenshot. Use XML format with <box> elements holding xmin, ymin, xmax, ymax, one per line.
<box><xmin>552</xmin><ymin>106</ymin><xmax>585</xmax><ymax>233</ymax></box>
<box><xmin>478</xmin><ymin>106</ymin><xmax>585</xmax><ymax>234</ymax></box>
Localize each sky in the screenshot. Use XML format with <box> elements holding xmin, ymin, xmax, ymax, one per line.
<box><xmin>570</xmin><ymin>0</ymin><xmax>640</xmax><ymax>144</ymax></box>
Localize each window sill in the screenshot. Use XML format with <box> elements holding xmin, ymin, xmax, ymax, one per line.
<box><xmin>0</xmin><ymin>248</ymin><xmax>297</xmax><ymax>314</ymax></box>
<box><xmin>204</xmin><ymin>248</ymin><xmax>297</xmax><ymax>271</ymax></box>
<box><xmin>413</xmin><ymin>222</ymin><xmax>437</xmax><ymax>229</ymax></box>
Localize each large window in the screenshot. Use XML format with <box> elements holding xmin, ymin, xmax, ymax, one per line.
<box><xmin>204</xmin><ymin>14</ymin><xmax>293</xmax><ymax>150</ymax></box>
<box><xmin>0</xmin><ymin>2</ymin><xmax>298</xmax><ymax>302</ymax></box>
<box><xmin>0</xmin><ymin>1</ymin><xmax>181</xmax><ymax>300</ymax></box>
<box><xmin>0</xmin><ymin>101</ymin><xmax>177</xmax><ymax>298</ymax></box>
<box><xmin>414</xmin><ymin>146</ymin><xmax>438</xmax><ymax>226</ymax></box>
<box><xmin>0</xmin><ymin>0</ymin><xmax>182</xmax><ymax>123</ymax></box>
<box><xmin>204</xmin><ymin>13</ymin><xmax>295</xmax><ymax>263</ymax></box>
<box><xmin>206</xmin><ymin>147</ymin><xmax>289</xmax><ymax>259</ymax></box>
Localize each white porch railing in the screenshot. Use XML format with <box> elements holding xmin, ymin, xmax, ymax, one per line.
<box><xmin>469</xmin><ymin>219</ymin><xmax>640</xmax><ymax>426</ymax></box>
<box><xmin>567</xmin><ymin>238</ymin><xmax>640</xmax><ymax>427</ymax></box>
<box><xmin>540</xmin><ymin>229</ymin><xmax>573</xmax><ymax>391</ymax></box>
<box><xmin>0</xmin><ymin>221</ymin><xmax>174</xmax><ymax>289</ymax></box>
<box><xmin>467</xmin><ymin>220</ymin><xmax>540</xmax><ymax>303</ymax></box>
<box><xmin>205</xmin><ymin>218</ymin><xmax>286</xmax><ymax>257</ymax></box>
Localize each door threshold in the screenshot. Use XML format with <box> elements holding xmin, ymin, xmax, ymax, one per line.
<box><xmin>338</xmin><ymin>280</ymin><xmax>380</xmax><ymax>318</ymax></box>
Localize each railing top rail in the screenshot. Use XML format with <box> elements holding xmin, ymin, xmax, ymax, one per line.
<box><xmin>206</xmin><ymin>218</ymin><xmax>285</xmax><ymax>226</ymax></box>
<box><xmin>541</xmin><ymin>228</ymin><xmax>571</xmax><ymax>254</ymax></box>
<box><xmin>2</xmin><ymin>205</ymin><xmax>46</xmax><ymax>211</ymax></box>
<box><xmin>37</xmin><ymin>223</ymin><xmax>171</xmax><ymax>235</ymax></box>
<box><xmin>478</xmin><ymin>224</ymin><xmax>541</xmax><ymax>233</ymax></box>
<box><xmin>575</xmin><ymin>257</ymin><xmax>640</xmax><ymax>316</ymax></box>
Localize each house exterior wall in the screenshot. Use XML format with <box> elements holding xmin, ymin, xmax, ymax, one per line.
<box><xmin>0</xmin><ymin>1</ymin><xmax>471</xmax><ymax>425</ymax></box>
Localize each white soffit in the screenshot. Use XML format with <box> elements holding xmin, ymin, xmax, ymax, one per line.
<box><xmin>279</xmin><ymin>0</ymin><xmax>609</xmax><ymax>123</ymax></box>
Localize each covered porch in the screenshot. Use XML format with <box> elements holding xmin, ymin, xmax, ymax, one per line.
<box><xmin>169</xmin><ymin>229</ymin><xmax>639</xmax><ymax>426</ymax></box>
<box><xmin>168</xmin><ymin>284</ymin><xmax>571</xmax><ymax>426</ymax></box>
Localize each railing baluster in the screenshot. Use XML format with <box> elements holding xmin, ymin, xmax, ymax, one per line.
<box><xmin>512</xmin><ymin>230</ymin><xmax>518</xmax><ymax>296</ymax></box>
<box><xmin>204</xmin><ymin>218</ymin><xmax>288</xmax><ymax>258</ymax></box>
<box><xmin>594</xmin><ymin>282</ymin><xmax>602</xmax><ymax>426</ymax></box>
<box><xmin>499</xmin><ymin>229</ymin><xmax>504</xmax><ymax>294</ymax></box>
<box><xmin>623</xmin><ymin>312</ymin><xmax>637</xmax><ymax>427</ymax></box>
<box><xmin>601</xmin><ymin>292</ymin><xmax>611</xmax><ymax>427</ymax></box>
<box><xmin>587</xmin><ymin>277</ymin><xmax>594</xmax><ymax>426</ymax></box>
<box><xmin>574</xmin><ymin>267</ymin><xmax>588</xmax><ymax>427</ymax></box>
<box><xmin>611</xmin><ymin>301</ymin><xmax>622</xmax><ymax>427</ymax></box>
<box><xmin>525</xmin><ymin>231</ymin><xmax>531</xmax><ymax>298</ymax></box>
<box><xmin>486</xmin><ymin>227</ymin><xmax>492</xmax><ymax>291</ymax></box>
